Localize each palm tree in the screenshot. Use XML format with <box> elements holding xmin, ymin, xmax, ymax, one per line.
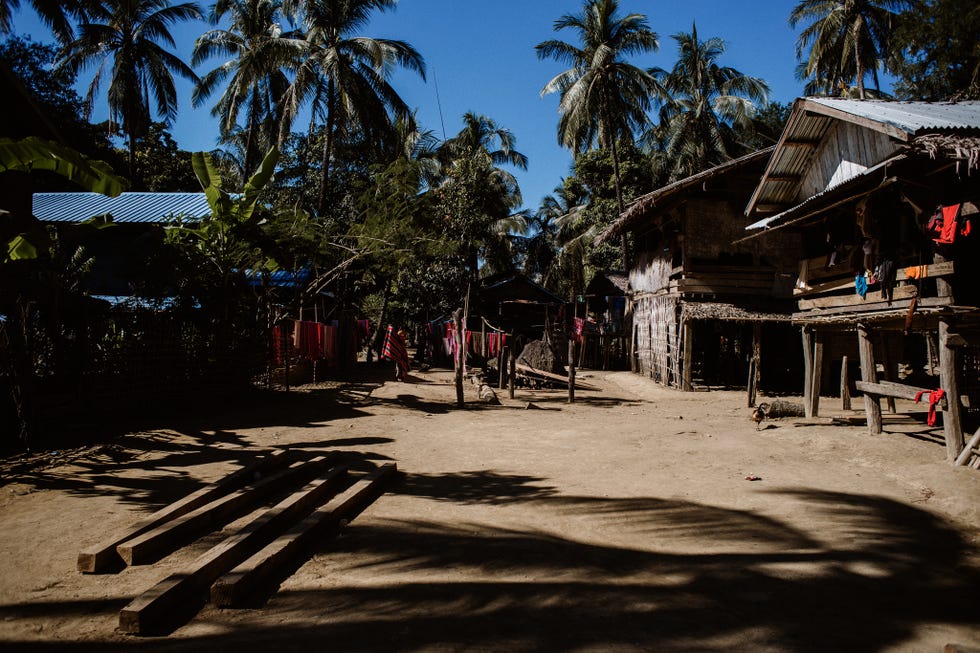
<box><xmin>1</xmin><ymin>0</ymin><xmax>92</xmax><ymax>42</ymax></box>
<box><xmin>192</xmin><ymin>0</ymin><xmax>299</xmax><ymax>177</ymax></box>
<box><xmin>652</xmin><ymin>23</ymin><xmax>770</xmax><ymax>180</ymax></box>
<box><xmin>280</xmin><ymin>0</ymin><xmax>425</xmax><ymax>214</ymax></box>
<box><xmin>536</xmin><ymin>0</ymin><xmax>660</xmax><ymax>271</ymax></box>
<box><xmin>58</xmin><ymin>0</ymin><xmax>202</xmax><ymax>179</ymax></box>
<box><xmin>436</xmin><ymin>112</ymin><xmax>528</xmax><ymax>279</ymax></box>
<box><xmin>790</xmin><ymin>0</ymin><xmax>912</xmax><ymax>99</ymax></box>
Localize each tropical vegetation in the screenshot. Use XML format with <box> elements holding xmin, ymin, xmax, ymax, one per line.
<box><xmin>0</xmin><ymin>0</ymin><xmax>973</xmax><ymax>447</ymax></box>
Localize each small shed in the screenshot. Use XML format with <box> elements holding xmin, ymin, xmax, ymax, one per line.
<box><xmin>599</xmin><ymin>147</ymin><xmax>803</xmax><ymax>395</ymax></box>
<box><xmin>740</xmin><ymin>98</ymin><xmax>980</xmax><ymax>463</ymax></box>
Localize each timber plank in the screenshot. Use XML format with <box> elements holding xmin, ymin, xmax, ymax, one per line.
<box><xmin>515</xmin><ymin>363</ymin><xmax>599</xmax><ymax>391</ymax></box>
<box><xmin>798</xmin><ymin>285</ymin><xmax>916</xmax><ymax>310</ymax></box>
<box><xmin>77</xmin><ymin>449</ymin><xmax>286</xmax><ymax>573</ymax></box>
<box><xmin>116</xmin><ymin>454</ymin><xmax>336</xmax><ymax>566</ymax></box>
<box><xmin>118</xmin><ymin>458</ymin><xmax>346</xmax><ymax>635</ymax></box>
<box><xmin>855</xmin><ymin>380</ymin><xmax>948</xmax><ymax>408</ymax></box>
<box><xmin>210</xmin><ymin>463</ymin><xmax>397</xmax><ymax>608</ymax></box>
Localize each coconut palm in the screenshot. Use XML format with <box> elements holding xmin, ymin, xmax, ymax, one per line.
<box><xmin>436</xmin><ymin>113</ymin><xmax>528</xmax><ymax>279</ymax></box>
<box><xmin>536</xmin><ymin>0</ymin><xmax>660</xmax><ymax>270</ymax></box>
<box><xmin>652</xmin><ymin>23</ymin><xmax>770</xmax><ymax>180</ymax></box>
<box><xmin>0</xmin><ymin>0</ymin><xmax>92</xmax><ymax>42</ymax></box>
<box><xmin>279</xmin><ymin>0</ymin><xmax>425</xmax><ymax>213</ymax></box>
<box><xmin>58</xmin><ymin>0</ymin><xmax>202</xmax><ymax>178</ymax></box>
<box><xmin>192</xmin><ymin>0</ymin><xmax>300</xmax><ymax>177</ymax></box>
<box><xmin>789</xmin><ymin>0</ymin><xmax>912</xmax><ymax>99</ymax></box>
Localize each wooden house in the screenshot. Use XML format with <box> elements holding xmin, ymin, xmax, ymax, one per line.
<box><xmin>599</xmin><ymin>147</ymin><xmax>804</xmax><ymax>396</ymax></box>
<box><xmin>740</xmin><ymin>98</ymin><xmax>980</xmax><ymax>463</ymax></box>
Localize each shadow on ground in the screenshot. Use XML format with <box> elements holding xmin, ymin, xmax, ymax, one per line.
<box><xmin>0</xmin><ymin>487</ymin><xmax>976</xmax><ymax>652</ymax></box>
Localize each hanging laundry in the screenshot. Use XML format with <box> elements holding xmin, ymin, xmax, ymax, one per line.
<box><xmin>855</xmin><ymin>274</ymin><xmax>868</xmax><ymax>298</ymax></box>
<box><xmin>382</xmin><ymin>325</ymin><xmax>410</xmax><ymax>381</ymax></box>
<box><xmin>914</xmin><ymin>388</ymin><xmax>946</xmax><ymax>426</ymax></box>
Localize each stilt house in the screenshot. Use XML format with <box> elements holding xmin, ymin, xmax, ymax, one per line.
<box><xmin>740</xmin><ymin>98</ymin><xmax>980</xmax><ymax>463</ymax></box>
<box><xmin>599</xmin><ymin>147</ymin><xmax>804</xmax><ymax>395</ymax></box>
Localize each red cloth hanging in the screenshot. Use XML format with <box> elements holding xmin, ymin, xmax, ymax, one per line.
<box><xmin>914</xmin><ymin>388</ymin><xmax>946</xmax><ymax>426</ymax></box>
<box><xmin>382</xmin><ymin>325</ymin><xmax>410</xmax><ymax>381</ymax></box>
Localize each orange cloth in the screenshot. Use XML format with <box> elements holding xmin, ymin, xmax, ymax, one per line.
<box><xmin>904</xmin><ymin>265</ymin><xmax>928</xmax><ymax>279</ymax></box>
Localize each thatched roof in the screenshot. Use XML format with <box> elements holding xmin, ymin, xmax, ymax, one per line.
<box><xmin>911</xmin><ymin>133</ymin><xmax>980</xmax><ymax>171</ymax></box>
<box><xmin>681</xmin><ymin>301</ymin><xmax>793</xmax><ymax>323</ymax></box>
<box><xmin>597</xmin><ymin>147</ymin><xmax>776</xmax><ymax>245</ymax></box>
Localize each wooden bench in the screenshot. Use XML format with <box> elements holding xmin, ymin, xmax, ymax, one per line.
<box><xmin>854</xmin><ymin>380</ymin><xmax>947</xmax><ymax>433</ymax></box>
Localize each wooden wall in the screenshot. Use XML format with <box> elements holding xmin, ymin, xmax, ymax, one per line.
<box><xmin>801</xmin><ymin>122</ymin><xmax>900</xmax><ymax>199</ymax></box>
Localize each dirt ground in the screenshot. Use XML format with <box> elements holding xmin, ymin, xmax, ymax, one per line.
<box><xmin>1</xmin><ymin>363</ymin><xmax>979</xmax><ymax>652</ymax></box>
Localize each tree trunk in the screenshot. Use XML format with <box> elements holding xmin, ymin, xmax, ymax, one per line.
<box><xmin>610</xmin><ymin>138</ymin><xmax>630</xmax><ymax>273</ymax></box>
<box><xmin>453</xmin><ymin>308</ymin><xmax>464</xmax><ymax>407</ymax></box>
<box><xmin>316</xmin><ymin>79</ymin><xmax>336</xmax><ymax>215</ymax></box>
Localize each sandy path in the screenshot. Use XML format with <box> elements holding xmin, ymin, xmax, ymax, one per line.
<box><xmin>0</xmin><ymin>367</ymin><xmax>978</xmax><ymax>651</ymax></box>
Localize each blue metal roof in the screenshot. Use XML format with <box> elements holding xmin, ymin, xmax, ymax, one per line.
<box><xmin>32</xmin><ymin>192</ymin><xmax>210</xmax><ymax>224</ymax></box>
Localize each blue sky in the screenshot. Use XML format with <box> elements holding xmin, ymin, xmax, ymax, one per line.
<box><xmin>11</xmin><ymin>0</ymin><xmax>890</xmax><ymax>212</ymax></box>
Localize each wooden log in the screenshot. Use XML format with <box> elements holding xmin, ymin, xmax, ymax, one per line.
<box><xmin>210</xmin><ymin>464</ymin><xmax>397</xmax><ymax>608</ymax></box>
<box><xmin>118</xmin><ymin>459</ymin><xmax>347</xmax><ymax>635</ymax></box>
<box><xmin>940</xmin><ymin>318</ymin><xmax>965</xmax><ymax>462</ymax></box>
<box><xmin>857</xmin><ymin>324</ymin><xmax>882</xmax><ymax>434</ymax></box>
<box><xmin>116</xmin><ymin>455</ymin><xmax>335</xmax><ymax>566</ymax></box>
<box><xmin>77</xmin><ymin>450</ymin><xmax>286</xmax><ymax>573</ymax></box>
<box><xmin>840</xmin><ymin>355</ymin><xmax>851</xmax><ymax>410</ymax></box>
<box><xmin>954</xmin><ymin>428</ymin><xmax>980</xmax><ymax>466</ymax></box>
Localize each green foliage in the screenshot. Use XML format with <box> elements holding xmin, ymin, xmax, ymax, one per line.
<box><xmin>890</xmin><ymin>0</ymin><xmax>980</xmax><ymax>100</ymax></box>
<box><xmin>0</xmin><ymin>136</ymin><xmax>126</xmax><ymax>207</ymax></box>
<box><xmin>131</xmin><ymin>123</ymin><xmax>198</xmax><ymax>191</ymax></box>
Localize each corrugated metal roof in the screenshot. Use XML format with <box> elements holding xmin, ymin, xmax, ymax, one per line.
<box><xmin>744</xmin><ymin>98</ymin><xmax>980</xmax><ymax>219</ymax></box>
<box><xmin>807</xmin><ymin>98</ymin><xmax>980</xmax><ymax>135</ymax></box>
<box><xmin>33</xmin><ymin>192</ymin><xmax>210</xmax><ymax>224</ymax></box>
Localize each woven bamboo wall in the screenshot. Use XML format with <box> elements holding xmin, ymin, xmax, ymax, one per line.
<box><xmin>633</xmin><ymin>295</ymin><xmax>681</xmax><ymax>386</ymax></box>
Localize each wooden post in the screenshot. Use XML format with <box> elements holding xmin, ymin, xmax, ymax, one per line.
<box><xmin>939</xmin><ymin>318</ymin><xmax>964</xmax><ymax>462</ymax></box>
<box><xmin>878</xmin><ymin>333</ymin><xmax>897</xmax><ymax>413</ymax></box>
<box><xmin>840</xmin><ymin>355</ymin><xmax>852</xmax><ymax>410</ymax></box>
<box><xmin>747</xmin><ymin>322</ymin><xmax>761</xmax><ymax>407</ymax></box>
<box><xmin>568</xmin><ymin>302</ymin><xmax>577</xmax><ymax>403</ymax></box>
<box><xmin>802</xmin><ymin>327</ymin><xmax>814</xmax><ymax>418</ymax></box>
<box><xmin>453</xmin><ymin>308</ymin><xmax>464</xmax><ymax>407</ymax></box>
<box><xmin>809</xmin><ymin>330</ymin><xmax>824</xmax><ymax>418</ymax></box>
<box><xmin>498</xmin><ymin>345</ymin><xmax>506</xmax><ymax>390</ymax></box>
<box><xmin>857</xmin><ymin>324</ymin><xmax>882</xmax><ymax>434</ymax></box>
<box><xmin>481</xmin><ymin>319</ymin><xmax>486</xmax><ymax>358</ymax></box>
<box><xmin>682</xmin><ymin>320</ymin><xmax>694</xmax><ymax>392</ymax></box>
<box><xmin>508</xmin><ymin>343</ymin><xmax>516</xmax><ymax>399</ymax></box>
<box><xmin>954</xmin><ymin>427</ymin><xmax>980</xmax><ymax>466</ymax></box>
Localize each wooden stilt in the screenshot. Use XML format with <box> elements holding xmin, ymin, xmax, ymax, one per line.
<box><xmin>682</xmin><ymin>320</ymin><xmax>694</xmax><ymax>392</ymax></box>
<box><xmin>748</xmin><ymin>322</ymin><xmax>761</xmax><ymax>408</ymax></box>
<box><xmin>840</xmin><ymin>355</ymin><xmax>852</xmax><ymax>411</ymax></box>
<box><xmin>939</xmin><ymin>318</ymin><xmax>965</xmax><ymax>462</ymax></box>
<box><xmin>810</xmin><ymin>331</ymin><xmax>824</xmax><ymax>418</ymax></box>
<box><xmin>508</xmin><ymin>344</ymin><xmax>516</xmax><ymax>400</ymax></box>
<box><xmin>802</xmin><ymin>327</ymin><xmax>814</xmax><ymax>418</ymax></box>
<box><xmin>878</xmin><ymin>333</ymin><xmax>897</xmax><ymax>413</ymax></box>
<box><xmin>857</xmin><ymin>324</ymin><xmax>882</xmax><ymax>434</ymax></box>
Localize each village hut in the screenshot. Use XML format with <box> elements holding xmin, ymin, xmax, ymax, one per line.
<box><xmin>580</xmin><ymin>271</ymin><xmax>629</xmax><ymax>369</ymax></box>
<box><xmin>598</xmin><ymin>147</ymin><xmax>803</xmax><ymax>398</ymax></box>
<box><xmin>739</xmin><ymin>98</ymin><xmax>980</xmax><ymax>463</ymax></box>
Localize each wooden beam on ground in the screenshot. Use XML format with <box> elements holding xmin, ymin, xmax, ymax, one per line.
<box><xmin>210</xmin><ymin>463</ymin><xmax>397</xmax><ymax>608</ymax></box>
<box><xmin>118</xmin><ymin>459</ymin><xmax>347</xmax><ymax>635</ymax></box>
<box><xmin>116</xmin><ymin>454</ymin><xmax>336</xmax><ymax>566</ymax></box>
<box><xmin>77</xmin><ymin>450</ymin><xmax>286</xmax><ymax>573</ymax></box>
<box><xmin>515</xmin><ymin>363</ymin><xmax>599</xmax><ymax>391</ymax></box>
